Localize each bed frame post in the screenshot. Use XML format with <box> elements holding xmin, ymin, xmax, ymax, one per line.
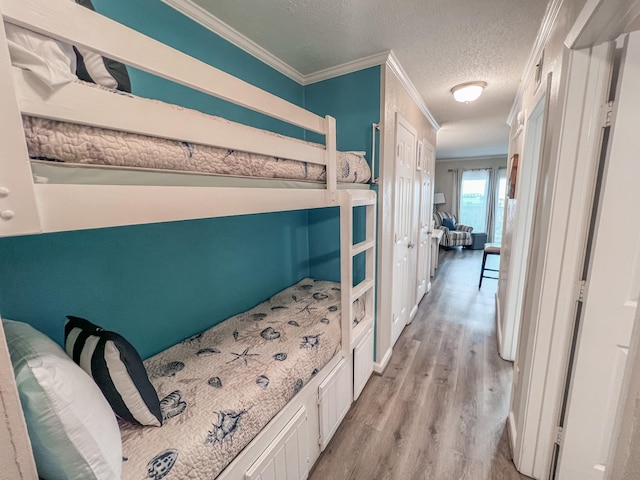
<box><xmin>339</xmin><ymin>192</ymin><xmax>354</xmax><ymax>357</ymax></box>
<box><xmin>325</xmin><ymin>115</ymin><xmax>337</xmax><ymax>205</ymax></box>
<box><xmin>0</xmin><ymin>14</ymin><xmax>41</xmax><ymax>237</ymax></box>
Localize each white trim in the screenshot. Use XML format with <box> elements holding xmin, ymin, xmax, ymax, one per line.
<box><xmin>496</xmin><ymin>293</ymin><xmax>504</xmax><ymax>356</ymax></box>
<box><xmin>507</xmin><ymin>0</ymin><xmax>564</xmax><ymax>126</ymax></box>
<box><xmin>160</xmin><ymin>0</ymin><xmax>441</xmax><ymax>132</ymax></box>
<box><xmin>373</xmin><ymin>347</ymin><xmax>393</xmax><ymax>374</ymax></box>
<box><xmin>303</xmin><ymin>51</ymin><xmax>391</xmax><ymax>85</ymax></box>
<box><xmin>408</xmin><ymin>304</ymin><xmax>419</xmax><ymax>324</ymax></box>
<box><xmin>160</xmin><ymin>0</ymin><xmax>305</xmax><ymax>84</ymax></box>
<box><xmin>507</xmin><ymin>411</ymin><xmax>517</xmax><ymax>455</ymax></box>
<box><xmin>386</xmin><ymin>51</ymin><xmax>440</xmax><ymax>131</ymax></box>
<box><xmin>566</xmin><ymin>0</ymin><xmax>640</xmax><ymax>49</ymax></box>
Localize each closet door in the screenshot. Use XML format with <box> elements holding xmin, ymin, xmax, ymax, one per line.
<box><xmin>416</xmin><ymin>141</ymin><xmax>434</xmax><ymax>301</ymax></box>
<box><xmin>391</xmin><ymin>113</ymin><xmax>417</xmax><ymax>346</ymax></box>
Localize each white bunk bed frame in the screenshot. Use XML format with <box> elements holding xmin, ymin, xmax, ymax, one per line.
<box><xmin>0</xmin><ymin>0</ymin><xmax>377</xmax><ymax>478</ymax></box>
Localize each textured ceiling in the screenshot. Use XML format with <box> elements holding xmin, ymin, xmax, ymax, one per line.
<box><xmin>192</xmin><ymin>0</ymin><xmax>550</xmax><ymax>159</ymax></box>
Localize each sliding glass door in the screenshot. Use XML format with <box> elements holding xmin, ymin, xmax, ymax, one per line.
<box><xmin>494</xmin><ymin>168</ymin><xmax>507</xmax><ymax>243</ymax></box>
<box><xmin>459</xmin><ymin>169</ymin><xmax>490</xmax><ymax>232</ymax></box>
<box><xmin>458</xmin><ymin>167</ymin><xmax>507</xmax><ymax>242</ymax></box>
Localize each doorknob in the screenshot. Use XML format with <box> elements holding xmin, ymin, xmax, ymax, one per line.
<box><xmin>408</xmin><ymin>243</ymin><xmax>415</xmax><ymax>249</ymax></box>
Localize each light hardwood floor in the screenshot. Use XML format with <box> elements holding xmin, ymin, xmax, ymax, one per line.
<box><xmin>310</xmin><ymin>248</ymin><xmax>530</xmax><ymax>480</ymax></box>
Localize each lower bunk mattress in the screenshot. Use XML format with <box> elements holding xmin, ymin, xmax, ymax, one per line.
<box><xmin>120</xmin><ymin>278</ymin><xmax>362</xmax><ymax>480</ymax></box>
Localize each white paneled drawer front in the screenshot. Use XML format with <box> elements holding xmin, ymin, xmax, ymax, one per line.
<box><xmin>353</xmin><ymin>326</ymin><xmax>374</xmax><ymax>401</ymax></box>
<box><xmin>318</xmin><ymin>357</ymin><xmax>352</xmax><ymax>451</ymax></box>
<box><xmin>245</xmin><ymin>407</ymin><xmax>309</xmax><ymax>480</ymax></box>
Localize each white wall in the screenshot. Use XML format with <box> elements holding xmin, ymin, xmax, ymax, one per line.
<box><xmin>376</xmin><ymin>64</ymin><xmax>437</xmax><ymax>367</ymax></box>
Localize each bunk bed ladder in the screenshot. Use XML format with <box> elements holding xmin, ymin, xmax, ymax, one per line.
<box><xmin>339</xmin><ymin>190</ymin><xmax>376</xmax><ymax>401</ymax></box>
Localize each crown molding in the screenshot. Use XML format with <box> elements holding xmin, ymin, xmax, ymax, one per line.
<box><xmin>161</xmin><ymin>0</ymin><xmax>439</xmax><ymax>131</ymax></box>
<box><xmin>507</xmin><ymin>0</ymin><xmax>564</xmax><ymax>126</ymax></box>
<box><xmin>160</xmin><ymin>0</ymin><xmax>305</xmax><ymax>84</ymax></box>
<box><xmin>386</xmin><ymin>51</ymin><xmax>440</xmax><ymax>130</ymax></box>
<box><xmin>302</xmin><ymin>51</ymin><xmax>390</xmax><ymax>85</ymax></box>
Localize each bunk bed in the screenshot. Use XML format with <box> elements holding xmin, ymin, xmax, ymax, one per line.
<box><xmin>0</xmin><ymin>0</ymin><xmax>377</xmax><ymax>479</ymax></box>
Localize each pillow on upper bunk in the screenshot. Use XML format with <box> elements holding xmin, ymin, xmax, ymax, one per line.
<box><xmin>72</xmin><ymin>0</ymin><xmax>131</xmax><ymax>92</ymax></box>
<box><xmin>5</xmin><ymin>23</ymin><xmax>77</xmax><ymax>89</ymax></box>
<box><xmin>64</xmin><ymin>316</ymin><xmax>162</xmax><ymax>427</ymax></box>
<box><xmin>2</xmin><ymin>319</ymin><xmax>122</xmax><ymax>480</ymax></box>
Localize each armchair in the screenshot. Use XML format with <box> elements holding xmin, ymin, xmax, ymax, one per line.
<box><xmin>433</xmin><ymin>211</ymin><xmax>474</xmax><ymax>248</ymax></box>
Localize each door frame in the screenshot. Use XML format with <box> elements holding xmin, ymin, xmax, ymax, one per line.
<box><xmin>501</xmin><ymin>83</ymin><xmax>549</xmax><ymax>363</ymax></box>
<box><xmin>508</xmin><ymin>1</ymin><xmax>640</xmax><ymax>477</ymax></box>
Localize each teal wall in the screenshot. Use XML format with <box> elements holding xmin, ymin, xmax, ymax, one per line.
<box><xmin>92</xmin><ymin>0</ymin><xmax>305</xmax><ymax>138</ymax></box>
<box><xmin>0</xmin><ymin>3</ymin><xmax>381</xmax><ymax>359</ymax></box>
<box><xmin>0</xmin><ymin>212</ymin><xmax>310</xmax><ymax>359</ymax></box>
<box><xmin>305</xmin><ymin>67</ymin><xmax>380</xmax><ymax>284</ymax></box>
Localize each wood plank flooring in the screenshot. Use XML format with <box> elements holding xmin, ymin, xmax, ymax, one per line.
<box><xmin>310</xmin><ymin>248</ymin><xmax>530</xmax><ymax>480</ymax></box>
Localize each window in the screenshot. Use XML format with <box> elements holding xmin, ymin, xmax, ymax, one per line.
<box><xmin>494</xmin><ymin>168</ymin><xmax>507</xmax><ymax>243</ymax></box>
<box><xmin>459</xmin><ymin>169</ymin><xmax>490</xmax><ymax>232</ymax></box>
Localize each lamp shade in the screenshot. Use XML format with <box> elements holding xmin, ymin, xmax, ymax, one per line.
<box><xmin>434</xmin><ymin>192</ymin><xmax>445</xmax><ymax>205</ymax></box>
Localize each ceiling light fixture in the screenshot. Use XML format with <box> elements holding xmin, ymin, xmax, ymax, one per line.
<box><xmin>451</xmin><ymin>81</ymin><xmax>487</xmax><ymax>103</ymax></box>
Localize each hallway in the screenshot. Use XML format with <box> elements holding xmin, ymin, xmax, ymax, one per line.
<box><xmin>310</xmin><ymin>248</ymin><xmax>527</xmax><ymax>479</ymax></box>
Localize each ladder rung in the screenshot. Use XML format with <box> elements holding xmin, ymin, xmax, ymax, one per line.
<box><xmin>351</xmin><ymin>239</ymin><xmax>375</xmax><ymax>257</ymax></box>
<box><xmin>350</xmin><ymin>192</ymin><xmax>376</xmax><ymax>206</ymax></box>
<box><xmin>351</xmin><ymin>315</ymin><xmax>374</xmax><ymax>348</ymax></box>
<box><xmin>351</xmin><ymin>278</ymin><xmax>374</xmax><ymax>302</ymax></box>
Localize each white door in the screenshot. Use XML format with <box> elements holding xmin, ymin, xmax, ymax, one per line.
<box><xmin>407</xmin><ymin>141</ymin><xmax>421</xmax><ymax>322</ymax></box>
<box><xmin>416</xmin><ymin>141</ymin><xmax>434</xmax><ymax>301</ymax></box>
<box><xmin>391</xmin><ymin>113</ymin><xmax>416</xmax><ymax>346</ymax></box>
<box><xmin>501</xmin><ymin>88</ymin><xmax>547</xmax><ymax>362</ymax></box>
<box><xmin>557</xmin><ymin>32</ymin><xmax>640</xmax><ymax>480</ymax></box>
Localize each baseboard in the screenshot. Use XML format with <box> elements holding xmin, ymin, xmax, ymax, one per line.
<box><xmin>408</xmin><ymin>304</ymin><xmax>419</xmax><ymax>324</ymax></box>
<box><xmin>507</xmin><ymin>411</ymin><xmax>518</xmax><ymax>465</ymax></box>
<box><xmin>373</xmin><ymin>347</ymin><xmax>392</xmax><ymax>375</ymax></box>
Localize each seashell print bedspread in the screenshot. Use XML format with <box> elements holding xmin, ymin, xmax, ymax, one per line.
<box><xmin>119</xmin><ymin>278</ymin><xmax>364</xmax><ymax>480</ymax></box>
<box><xmin>22</xmin><ymin>86</ymin><xmax>371</xmax><ymax>183</ymax></box>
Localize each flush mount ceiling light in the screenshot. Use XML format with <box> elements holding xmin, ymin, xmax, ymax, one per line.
<box><xmin>451</xmin><ymin>81</ymin><xmax>487</xmax><ymax>103</ymax></box>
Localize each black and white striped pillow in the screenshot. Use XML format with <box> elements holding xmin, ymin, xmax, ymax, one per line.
<box><xmin>73</xmin><ymin>0</ymin><xmax>131</xmax><ymax>92</ymax></box>
<box><xmin>64</xmin><ymin>316</ymin><xmax>162</xmax><ymax>427</ymax></box>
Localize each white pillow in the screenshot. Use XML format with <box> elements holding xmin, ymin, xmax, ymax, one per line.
<box><xmin>3</xmin><ymin>319</ymin><xmax>122</xmax><ymax>480</ymax></box>
<box><xmin>5</xmin><ymin>23</ymin><xmax>77</xmax><ymax>89</ymax></box>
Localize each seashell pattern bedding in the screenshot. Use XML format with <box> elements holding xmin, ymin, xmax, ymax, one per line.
<box><xmin>119</xmin><ymin>278</ymin><xmax>364</xmax><ymax>480</ymax></box>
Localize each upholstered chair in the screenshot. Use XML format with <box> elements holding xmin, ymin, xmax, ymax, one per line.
<box><xmin>433</xmin><ymin>211</ymin><xmax>473</xmax><ymax>248</ymax></box>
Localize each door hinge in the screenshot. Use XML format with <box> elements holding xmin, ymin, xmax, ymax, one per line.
<box><xmin>556</xmin><ymin>426</ymin><xmax>564</xmax><ymax>445</ymax></box>
<box><xmin>601</xmin><ymin>100</ymin><xmax>614</xmax><ymax>127</ymax></box>
<box><xmin>577</xmin><ymin>280</ymin><xmax>587</xmax><ymax>303</ymax></box>
<box><xmin>317</xmin><ymin>395</ymin><xmax>321</xmax><ymax>406</ymax></box>
<box><xmin>318</xmin><ymin>435</ymin><xmax>323</xmax><ymax>446</ymax></box>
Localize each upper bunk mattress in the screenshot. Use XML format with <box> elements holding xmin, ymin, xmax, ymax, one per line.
<box><xmin>22</xmin><ymin>86</ymin><xmax>371</xmax><ymax>184</ymax></box>
<box><xmin>119</xmin><ymin>278</ymin><xmax>361</xmax><ymax>480</ymax></box>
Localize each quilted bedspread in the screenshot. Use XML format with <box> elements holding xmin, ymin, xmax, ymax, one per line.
<box><xmin>22</xmin><ymin>87</ymin><xmax>370</xmax><ymax>183</ymax></box>
<box><xmin>119</xmin><ymin>279</ymin><xmax>363</xmax><ymax>480</ymax></box>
